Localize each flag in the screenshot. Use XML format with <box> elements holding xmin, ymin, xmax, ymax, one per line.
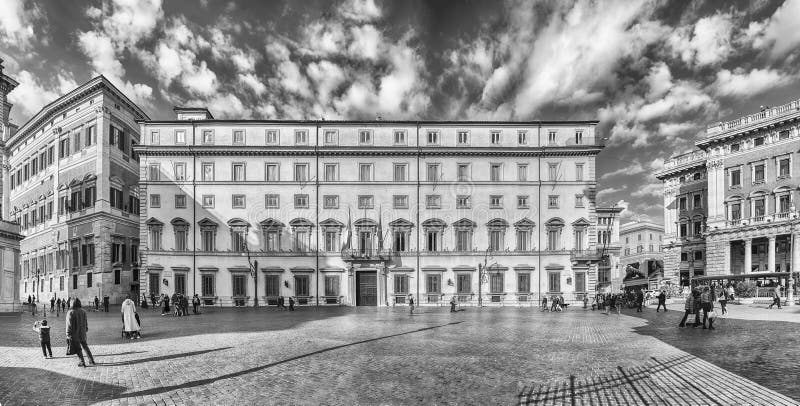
<box><xmin>377</xmin><ymin>205</ymin><xmax>384</xmax><ymax>250</ymax></box>
<box><xmin>342</xmin><ymin>207</ymin><xmax>352</xmax><ymax>251</ymax></box>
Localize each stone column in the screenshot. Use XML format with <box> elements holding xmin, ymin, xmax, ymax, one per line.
<box><xmin>768</xmin><ymin>236</ymin><xmax>777</xmax><ymax>273</ymax></box>
<box><xmin>744</xmin><ymin>239</ymin><xmax>752</xmax><ymax>274</ymax></box>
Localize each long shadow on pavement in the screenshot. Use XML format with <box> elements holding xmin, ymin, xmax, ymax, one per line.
<box><xmin>0</xmin><ymin>367</ymin><xmax>126</xmax><ymax>405</ymax></box>
<box><xmin>95</xmin><ymin>347</ymin><xmax>231</xmax><ymax>366</ymax></box>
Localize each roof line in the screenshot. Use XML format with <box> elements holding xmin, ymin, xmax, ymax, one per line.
<box><xmin>136</xmin><ymin>119</ymin><xmax>600</xmax><ymax>125</ymax></box>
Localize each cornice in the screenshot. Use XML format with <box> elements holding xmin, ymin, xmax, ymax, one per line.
<box><xmin>133</xmin><ymin>145</ymin><xmax>603</xmax><ymax>157</ymax></box>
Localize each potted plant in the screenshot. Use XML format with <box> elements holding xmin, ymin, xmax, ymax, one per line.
<box><xmin>734</xmin><ymin>281</ymin><xmax>757</xmax><ymax>304</ymax></box>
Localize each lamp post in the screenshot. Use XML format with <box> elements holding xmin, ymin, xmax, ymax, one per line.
<box><xmin>245</xmin><ymin>243</ymin><xmax>258</xmax><ymax>307</ymax></box>
<box><xmin>477</xmin><ymin>249</ymin><xmax>499</xmax><ymax>308</ymax></box>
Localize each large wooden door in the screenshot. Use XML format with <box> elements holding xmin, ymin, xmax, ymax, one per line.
<box><xmin>356</xmin><ymin>271</ymin><xmax>377</xmax><ymax>306</ymax></box>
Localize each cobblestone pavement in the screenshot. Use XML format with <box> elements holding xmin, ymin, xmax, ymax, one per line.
<box><xmin>0</xmin><ymin>304</ymin><xmax>798</xmax><ymax>405</ymax></box>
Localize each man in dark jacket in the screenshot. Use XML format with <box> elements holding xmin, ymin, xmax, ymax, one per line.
<box><xmin>656</xmin><ymin>290</ymin><xmax>667</xmax><ymax>312</ymax></box>
<box><xmin>635</xmin><ymin>289</ymin><xmax>644</xmax><ymax>312</ymax></box>
<box><xmin>66</xmin><ymin>298</ymin><xmax>95</xmax><ymax>367</ymax></box>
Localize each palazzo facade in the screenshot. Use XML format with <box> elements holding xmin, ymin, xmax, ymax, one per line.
<box><xmin>137</xmin><ymin>108</ymin><xmax>620</xmax><ymax>306</ymax></box>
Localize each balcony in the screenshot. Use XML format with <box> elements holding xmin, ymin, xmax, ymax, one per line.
<box><xmin>570</xmin><ymin>249</ymin><xmax>604</xmax><ymax>262</ymax></box>
<box><xmin>724</xmin><ymin>212</ymin><xmax>798</xmax><ymax>228</ymax></box>
<box><xmin>341</xmin><ymin>249</ymin><xmax>392</xmax><ymax>262</ymax></box>
<box><xmin>705</xmin><ymin>98</ymin><xmax>800</xmax><ymax>137</ymax></box>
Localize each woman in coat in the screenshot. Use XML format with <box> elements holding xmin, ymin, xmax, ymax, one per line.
<box><xmin>121</xmin><ymin>294</ymin><xmax>141</xmax><ymax>339</ymax></box>
<box><xmin>65</xmin><ymin>298</ymin><xmax>95</xmax><ymax>367</ymax></box>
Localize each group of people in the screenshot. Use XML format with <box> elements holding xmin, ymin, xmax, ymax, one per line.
<box><xmin>540</xmin><ymin>295</ymin><xmax>567</xmax><ymax>312</ymax></box>
<box><xmin>679</xmin><ymin>285</ymin><xmax>725</xmax><ymax>330</ymax></box>
<box><xmin>27</xmin><ymin>295</ymin><xmax>72</xmax><ymax>316</ymax></box>
<box><xmin>153</xmin><ymin>293</ymin><xmax>201</xmax><ymax>316</ymax></box>
<box><xmin>274</xmin><ymin>296</ymin><xmax>296</xmax><ymax>311</ymax></box>
<box><xmin>32</xmin><ymin>298</ymin><xmax>96</xmax><ymax>367</ymax></box>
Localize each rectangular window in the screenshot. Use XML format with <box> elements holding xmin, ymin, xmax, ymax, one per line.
<box><xmin>294</xmin><ymin>164</ymin><xmax>308</xmax><ymax>182</ymax></box>
<box><xmin>393</xmin><ymin>130</ymin><xmax>406</xmax><ymax>145</ymax></box>
<box><xmin>457</xmin><ymin>164</ymin><xmax>470</xmax><ymax>181</ymax></box>
<box><xmin>456</xmin><ymin>195</ymin><xmax>471</xmax><ymax>209</ymax></box>
<box><xmin>264</xmin><ymin>231</ymin><xmax>280</xmax><ymax>252</ymax></box>
<box><xmin>731</xmin><ymin>143</ymin><xmax>740</xmax><ymax>152</ymax></box>
<box><xmin>426</xmin><ymin>195</ymin><xmax>441</xmax><ymax>209</ymax></box>
<box><xmin>393</xmin><ymin>164</ymin><xmax>407</xmax><ymax>182</ymax></box>
<box><xmin>233</xmin><ymin>129</ymin><xmax>245</xmax><ymax>144</ymax></box>
<box><xmin>175</xmin><ymin>194</ymin><xmax>187</xmax><ymax>209</ymax></box>
<box><xmin>232</xmin><ymin>275</ymin><xmax>246</xmax><ymax>297</ymax></box>
<box><xmin>779</xmin><ymin>195</ymin><xmax>791</xmax><ymax>213</ymax></box>
<box><xmin>754</xmin><ymin>136</ymin><xmax>765</xmax><ymax>146</ymax></box>
<box><xmin>202</xmin><ymin>130</ymin><xmax>213</xmax><ymax>144</ymax></box>
<box><xmin>294</xmin><ymin>130</ymin><xmax>308</xmax><ymax>145</ymax></box>
<box><xmin>72</xmin><ymin>131</ymin><xmax>81</xmax><ymax>153</ymax></box>
<box><xmin>324</xmin><ymin>231</ymin><xmax>338</xmax><ymax>252</ymax></box>
<box><xmin>358</xmin><ymin>195</ymin><xmax>374</xmax><ymax>209</ymax></box>
<box><xmin>693</xmin><ymin>194</ymin><xmax>702</xmax><ymax>209</ymax></box>
<box><xmin>294</xmin><ymin>194</ymin><xmax>309</xmax><ymax>208</ymax></box>
<box><xmin>232</xmin><ymin>194</ymin><xmax>246</xmax><ymax>209</ymax></box>
<box><xmin>265</xmin><ymin>194</ymin><xmax>279</xmax><ymax>208</ymax></box>
<box><xmin>232</xmin><ymin>163</ymin><xmax>245</xmax><ymax>181</ymax></box>
<box><xmin>266</xmin><ymin>129</ymin><xmax>278</xmax><ymax>144</ymax></box>
<box><xmin>201</xmin><ymin>195</ymin><xmax>215</xmax><ymax>208</ymax></box>
<box><xmin>265</xmin><ymin>163</ymin><xmax>279</xmax><ymax>181</ymax></box>
<box><xmin>393</xmin><ymin>231</ymin><xmax>407</xmax><ymax>251</ymax></box>
<box><xmin>489</xmin><ymin>230</ymin><xmax>503</xmax><ymax>251</ymax></box>
<box><xmin>426</xmin><ymin>274</ymin><xmax>441</xmax><ymax>294</ymax></box>
<box><xmin>393</xmin><ymin>195</ymin><xmax>408</xmax><ymax>209</ymax></box>
<box><xmin>174</xmin><ymin>129</ymin><xmax>186</xmax><ymax>144</ymax></box>
<box><xmin>358</xmin><ymin>130</ymin><xmax>372</xmax><ymax>144</ymax></box>
<box><xmin>458</xmin><ymin>131</ymin><xmax>469</xmax><ymax>144</ymax></box>
<box><xmin>323</xmin><ymin>195</ymin><xmax>339</xmax><ymax>209</ymax></box>
<box><xmin>394</xmin><ymin>275</ymin><xmax>408</xmax><ymax>294</ymax></box>
<box><xmin>548</xmin><ymin>272</ymin><xmax>560</xmax><ymax>293</ymax></box>
<box><xmin>426</xmin><ymin>231</ymin><xmax>439</xmax><ymax>251</ymax></box>
<box><xmin>201</xmin><ymin>230</ymin><xmax>215</xmax><ymax>251</ymax></box>
<box><xmin>175</xmin><ymin>229</ymin><xmax>187</xmax><ymax>251</ymax></box>
<box><xmin>679</xmin><ymin>197</ymin><xmax>687</xmax><ymax>210</ymax></box>
<box><xmin>173</xmin><ymin>162</ymin><xmax>186</xmax><ymax>181</ymax></box>
<box><xmin>295</xmin><ymin>275</ymin><xmax>310</xmax><ymax>296</ymax></box>
<box><xmin>490</xmin><ymin>273</ymin><xmax>503</xmax><ymax>294</ymax></box>
<box><xmin>518</xmin><ymin>131</ymin><xmax>527</xmax><ymax>145</ymax></box>
<box><xmin>517</xmin><ymin>164</ymin><xmax>527</xmax><ymax>181</ymax></box>
<box><xmin>427</xmin><ymin>130</ymin><xmax>439</xmax><ymax>145</ymax></box>
<box><xmin>201</xmin><ymin>163</ymin><xmax>214</xmax><ymax>181</ymax></box>
<box><xmin>359</xmin><ymin>164</ymin><xmax>372</xmax><ymax>182</ymax></box>
<box><xmin>455</xmin><ymin>230</ymin><xmax>471</xmax><ymax>251</ymax></box>
<box><xmin>457</xmin><ymin>274</ymin><xmax>471</xmax><ymax>294</ymax></box>
<box><xmin>516</xmin><ymin>230</ymin><xmax>529</xmax><ymax>251</ymax></box>
<box><xmin>575</xmin><ymin>194</ymin><xmax>584</xmax><ymax>207</ymax></box>
<box><xmin>730</xmin><ymin>169</ymin><xmax>741</xmax><ymax>187</ymax></box>
<box><xmin>150</xmin><ymin>194</ymin><xmax>161</xmax><ymax>208</ymax></box>
<box><xmin>779</xmin><ymin>158</ymin><xmax>790</xmax><ymax>177</ymax></box>
<box><xmin>754</xmin><ymin>199</ymin><xmax>765</xmax><ymax>217</ymax></box>
<box><xmin>693</xmin><ymin>221</ymin><xmax>702</xmax><ymax>236</ymax></box>
<box><xmin>150</xmin><ymin>130</ymin><xmax>160</xmax><ymax>144</ymax></box>
<box><xmin>547</xmin><ymin>230</ymin><xmax>559</xmax><ymax>250</ymax></box>
<box><xmin>231</xmin><ymin>230</ymin><xmax>247</xmax><ymax>252</ymax></box>
<box><xmin>548</xmin><ymin>163</ymin><xmax>558</xmax><ymax>181</ymax></box>
<box><xmin>148</xmin><ymin>164</ymin><xmax>160</xmax><ymax>181</ymax></box>
<box><xmin>548</xmin><ymin>131</ymin><xmax>557</xmax><ymax>145</ymax></box>
<box><xmin>779</xmin><ymin>130</ymin><xmax>790</xmax><ymax>140</ymax></box>
<box><xmin>490</xmin><ymin>164</ymin><xmax>502</xmax><ymax>181</ymax></box>
<box><xmin>490</xmin><ymin>195</ymin><xmax>502</xmax><ymax>208</ymax></box>
<box><xmin>517</xmin><ymin>195</ymin><xmax>529</xmax><ymax>208</ymax></box>
<box><xmin>202</xmin><ymin>274</ymin><xmax>215</xmax><ymax>296</ymax></box>
<box><xmin>491</xmin><ymin>131</ymin><xmax>501</xmax><ymax>144</ymax></box>
<box><xmin>85</xmin><ymin>125</ymin><xmax>97</xmax><ymax>147</ymax></box>
<box><xmin>548</xmin><ymin>195</ymin><xmax>559</xmax><ymax>209</ymax></box>
<box><xmin>426</xmin><ymin>164</ymin><xmax>440</xmax><ymax>182</ymax></box>
<box><xmin>517</xmin><ymin>273</ymin><xmax>530</xmax><ymax>293</ymax></box>
<box><xmin>86</xmin><ymin>272</ymin><xmax>93</xmax><ymax>288</ymax></box>
<box><xmin>576</xmin><ymin>164</ymin><xmax>584</xmax><ymax>181</ymax></box>
<box><xmin>324</xmin><ymin>275</ymin><xmax>340</xmax><ymax>297</ymax></box>
<box><xmin>575</xmin><ymin>131</ymin><xmax>584</xmax><ymax>145</ymax></box>
<box><xmin>754</xmin><ymin>164</ymin><xmax>765</xmax><ymax>183</ymax></box>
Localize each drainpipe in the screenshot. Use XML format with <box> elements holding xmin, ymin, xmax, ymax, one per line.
<box><xmin>416</xmin><ymin>122</ymin><xmax>421</xmax><ymax>306</ymax></box>
<box><xmin>315</xmin><ymin>123</ymin><xmax>320</xmax><ymax>307</ymax></box>
<box><xmin>192</xmin><ymin>122</ymin><xmax>196</xmax><ymax>297</ymax></box>
<box><xmin>537</xmin><ymin>122</ymin><xmax>542</xmax><ymax>302</ymax></box>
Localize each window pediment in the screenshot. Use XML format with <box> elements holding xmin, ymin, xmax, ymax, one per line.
<box><xmin>145</xmin><ymin>217</ymin><xmax>164</xmax><ymax>227</ymax></box>
<box><xmin>486</xmin><ymin>218</ymin><xmax>509</xmax><ymax>229</ymax></box>
<box><xmin>572</xmin><ymin>217</ymin><xmax>590</xmax><ymax>228</ymax></box>
<box><xmin>452</xmin><ymin>218</ymin><xmax>477</xmax><ymax>230</ymax></box>
<box><xmin>514</xmin><ymin>218</ymin><xmax>536</xmax><ymax>230</ymax></box>
<box><xmin>260</xmin><ymin>218</ymin><xmax>285</xmax><ymax>229</ymax></box>
<box><xmin>227</xmin><ymin>218</ymin><xmax>250</xmax><ymax>228</ymax></box>
<box><xmin>289</xmin><ymin>218</ymin><xmax>314</xmax><ymax>228</ymax></box>
<box><xmin>421</xmin><ymin>218</ymin><xmax>446</xmax><ymax>230</ymax></box>
<box><xmin>197</xmin><ymin>218</ymin><xmax>219</xmax><ymax>229</ymax></box>
<box><xmin>319</xmin><ymin>218</ymin><xmax>344</xmax><ymax>230</ymax></box>
<box><xmin>389</xmin><ymin>218</ymin><xmax>414</xmax><ymax>229</ymax></box>
<box><xmin>171</xmin><ymin>217</ymin><xmax>189</xmax><ymax>229</ymax></box>
<box><xmin>545</xmin><ymin>217</ymin><xmax>565</xmax><ymax>229</ymax></box>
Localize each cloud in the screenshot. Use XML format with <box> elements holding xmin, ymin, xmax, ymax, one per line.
<box><xmin>597</xmin><ymin>186</ymin><xmax>627</xmax><ymax>200</ymax></box>
<box><xmin>189</xmin><ymin>93</ymin><xmax>252</xmax><ymax>119</ymax></box>
<box><xmin>751</xmin><ymin>0</ymin><xmax>800</xmax><ymax>58</ymax></box>
<box><xmin>96</xmin><ymin>0</ymin><xmax>163</xmax><ymax>47</ymax></box>
<box><xmin>77</xmin><ymin>31</ymin><xmax>125</xmax><ymax>78</ymax></box>
<box><xmin>7</xmin><ymin>70</ymin><xmax>77</xmax><ymax>119</ymax></box>
<box><xmin>0</xmin><ymin>0</ymin><xmax>43</xmax><ymax>50</ymax></box>
<box><xmin>600</xmin><ymin>162</ymin><xmax>645</xmax><ymax>180</ymax></box>
<box><xmin>181</xmin><ymin>60</ymin><xmax>218</xmax><ymax>96</ymax></box>
<box><xmin>712</xmin><ymin>68</ymin><xmax>797</xmax><ymax>97</ymax></box>
<box><xmin>338</xmin><ymin>0</ymin><xmax>382</xmax><ymax>22</ymax></box>
<box><xmin>631</xmin><ymin>182</ymin><xmax>662</xmax><ymax>198</ymax></box>
<box><xmin>668</xmin><ymin>12</ymin><xmax>736</xmax><ymax>67</ymax></box>
<box><xmin>238</xmin><ymin>73</ymin><xmax>266</xmax><ymax>95</ymax></box>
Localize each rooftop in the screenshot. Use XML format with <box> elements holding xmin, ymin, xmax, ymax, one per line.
<box><xmin>655</xmin><ymin>149</ymin><xmax>707</xmax><ymax>179</ymax></box>
<box><xmin>700</xmin><ymin>97</ymin><xmax>800</xmax><ymax>145</ymax></box>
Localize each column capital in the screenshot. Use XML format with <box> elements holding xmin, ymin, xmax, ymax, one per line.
<box><xmin>768</xmin><ymin>235</ymin><xmax>777</xmax><ymax>241</ymax></box>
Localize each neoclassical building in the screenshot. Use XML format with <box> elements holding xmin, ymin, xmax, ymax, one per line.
<box><xmin>7</xmin><ymin>76</ymin><xmax>148</xmax><ymax>305</ymax></box>
<box><xmin>137</xmin><ymin>108</ymin><xmax>620</xmax><ymax>306</ymax></box>
<box><xmin>0</xmin><ymin>59</ymin><xmax>23</xmax><ymax>311</ymax></box>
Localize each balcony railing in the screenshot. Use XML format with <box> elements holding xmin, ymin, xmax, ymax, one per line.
<box><xmin>706</xmin><ymin>99</ymin><xmax>800</xmax><ymax>137</ymax></box>
<box><xmin>341</xmin><ymin>249</ymin><xmax>393</xmax><ymax>261</ymax></box>
<box><xmin>570</xmin><ymin>249</ymin><xmax>604</xmax><ymax>262</ymax></box>
<box><xmin>725</xmin><ymin>212</ymin><xmax>798</xmax><ymax>227</ymax></box>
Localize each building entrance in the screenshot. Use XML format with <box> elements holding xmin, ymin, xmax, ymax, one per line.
<box><xmin>356</xmin><ymin>271</ymin><xmax>377</xmax><ymax>306</ymax></box>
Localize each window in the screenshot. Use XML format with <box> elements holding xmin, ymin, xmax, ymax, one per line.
<box><xmin>680</xmin><ymin>252</ymin><xmax>688</xmax><ymax>261</ymax></box>
<box><xmin>576</xmin><ymin>164</ymin><xmax>584</xmax><ymax>181</ymax></box>
<box><xmin>457</xmin><ymin>164</ymin><xmax>470</xmax><ymax>181</ymax></box>
<box><xmin>72</xmin><ymin>131</ymin><xmax>81</xmax><ymax>153</ymax></box>
<box><xmin>86</xmin><ymin>272</ymin><xmax>93</xmax><ymax>288</ymax></box>
<box><xmin>266</xmin><ymin>129</ymin><xmax>278</xmax><ymax>144</ymax></box>
<box><xmin>72</xmin><ymin>274</ymin><xmax>77</xmax><ymax>289</ymax></box>
<box><xmin>394</xmin><ymin>275</ymin><xmax>408</xmax><ymax>294</ymax></box>
<box><xmin>393</xmin><ymin>195</ymin><xmax>408</xmax><ymax>209</ymax></box>
<box><xmin>490</xmin><ymin>164</ymin><xmax>502</xmax><ymax>181</ymax></box>
<box><xmin>201</xmin><ymin>225</ymin><xmax>217</xmax><ymax>252</ymax></box>
<box><xmin>265</xmin><ymin>163</ymin><xmax>279</xmax><ymax>181</ymax></box>
<box><xmin>426</xmin><ymin>274</ymin><xmax>441</xmax><ymax>294</ymax></box>
<box><xmin>59</xmin><ymin>138</ymin><xmax>70</xmax><ymax>158</ymax></box>
<box><xmin>679</xmin><ymin>197</ymin><xmax>687</xmax><ymax>210</ymax></box>
<box><xmin>325</xmin><ymin>275</ymin><xmax>340</xmax><ymax>297</ymax></box>
<box><xmin>694</xmin><ymin>251</ymin><xmax>703</xmax><ymax>260</ymax></box>
<box><xmin>779</xmin><ymin>157</ymin><xmax>790</xmax><ymax>177</ymax></box>
<box><xmin>517</xmin><ymin>164</ymin><xmax>527</xmax><ymax>181</ymax></box>
<box><xmin>358</xmin><ymin>195</ymin><xmax>374</xmax><ymax>209</ymax></box>
<box><xmin>83</xmin><ymin>186</ymin><xmax>96</xmax><ymax>208</ymax></box>
<box><xmin>548</xmin><ymin>272</ymin><xmax>560</xmax><ymax>292</ymax></box>
<box><xmin>320</xmin><ymin>130</ymin><xmax>337</xmax><ymax>145</ymax></box>
<box><xmin>175</xmin><ymin>129</ymin><xmax>185</xmax><ymax>144</ymax></box>
<box><xmin>730</xmin><ymin>168</ymin><xmax>741</xmax><ymax>187</ymax></box>
<box><xmin>548</xmin><ymin>163</ymin><xmax>558</xmax><ymax>181</ymax></box>
<box><xmin>201</xmin><ymin>195</ymin><xmax>215</xmax><ymax>208</ymax></box>
<box><xmin>149</xmin><ymin>226</ymin><xmax>162</xmax><ymax>251</ymax></box>
<box><xmin>754</xmin><ymin>163</ymin><xmax>765</xmax><ymax>183</ymax></box>
<box><xmin>490</xmin><ymin>131</ymin><xmax>500</xmax><ymax>144</ymax></box>
<box><xmin>201</xmin><ymin>163</ymin><xmax>214</xmax><ymax>181</ymax></box>
<box><xmin>201</xmin><ymin>274</ymin><xmax>215</xmax><ymax>296</ymax></box>
<box><xmin>264</xmin><ymin>229</ymin><xmax>281</xmax><ymax>252</ymax></box>
<box><xmin>547</xmin><ymin>229</ymin><xmax>560</xmax><ymax>250</ymax></box>
<box><xmin>324</xmin><ymin>231</ymin><xmax>338</xmax><ymax>252</ymax></box>
<box><xmin>232</xmin><ymin>194</ymin><xmax>246</xmax><ymax>209</ymax></box>
<box><xmin>265</xmin><ymin>194</ymin><xmax>279</xmax><ymax>208</ymax></box>
<box><xmin>548</xmin><ymin>195</ymin><xmax>559</xmax><ymax>209</ymax></box>
<box><xmin>294</xmin><ymin>164</ymin><xmax>308</xmax><ymax>182</ymax></box>
<box><xmin>679</xmin><ymin>224</ymin><xmax>687</xmax><ymax>237</ymax></box>
<box><xmin>518</xmin><ymin>131</ymin><xmax>527</xmax><ymax>145</ymax></box>
<box><xmin>490</xmin><ymin>195</ymin><xmax>503</xmax><ymax>208</ymax></box>
<box><xmin>150</xmin><ymin>194</ymin><xmax>161</xmax><ymax>208</ymax></box>
<box><xmin>358</xmin><ymin>130</ymin><xmax>372</xmax><ymax>144</ymax></box>
<box><xmin>393</xmin><ymin>130</ymin><xmax>406</xmax><ymax>145</ymax></box>
<box><xmin>393</xmin><ymin>231</ymin><xmax>407</xmax><ymax>252</ymax></box>
<box><xmin>85</xmin><ymin>125</ymin><xmax>97</xmax><ymax>147</ymax></box>
<box><xmin>548</xmin><ymin>131</ymin><xmax>557</xmax><ymax>145</ymax></box>
<box><xmin>779</xmin><ymin>195</ymin><xmax>791</xmax><ymax>213</ymax></box>
<box><xmin>358</xmin><ymin>163</ymin><xmax>372</xmax><ymax>182</ymax></box>
<box><xmin>48</xmin><ymin>145</ymin><xmax>54</xmax><ymax>164</ymax></box>
<box><xmin>232</xmin><ymin>163</ymin><xmax>245</xmax><ymax>181</ymax></box>
<box><xmin>427</xmin><ymin>130</ymin><xmax>439</xmax><ymax>145</ymax></box>
<box><xmin>456</xmin><ymin>195</ymin><xmax>471</xmax><ymax>209</ymax></box>
<box><xmin>233</xmin><ymin>275</ymin><xmax>247</xmax><ymax>297</ymax></box>
<box><xmin>518</xmin><ymin>273</ymin><xmax>530</xmax><ymax>293</ymax></box>
<box><xmin>148</xmin><ymin>163</ymin><xmax>160</xmax><ymax>181</ymax></box>
<box><xmin>426</xmin><ymin>164</ymin><xmax>440</xmax><ymax>182</ymax></box>
<box><xmin>150</xmin><ymin>130</ymin><xmax>160</xmax><ymax>144</ymax></box>
<box><xmin>426</xmin><ymin>230</ymin><xmax>440</xmax><ymax>251</ymax></box>
<box><xmin>517</xmin><ymin>195</ymin><xmax>529</xmax><ymax>208</ymax></box>
<box><xmin>754</xmin><ymin>136</ymin><xmax>764</xmax><ymax>146</ymax></box>
<box><xmin>323</xmin><ymin>195</ymin><xmax>339</xmax><ymax>209</ymax></box>
<box><xmin>295</xmin><ymin>275</ymin><xmax>310</xmax><ymax>296</ymax></box>
<box><xmin>294</xmin><ymin>130</ymin><xmax>308</xmax><ymax>145</ymax></box>
<box><xmin>490</xmin><ymin>273</ymin><xmax>503</xmax><ymax>294</ymax></box>
<box><xmin>693</xmin><ymin>172</ymin><xmax>701</xmax><ymax>181</ymax></box>
<box><xmin>575</xmin><ymin>195</ymin><xmax>584</xmax><ymax>207</ymax></box>
<box><xmin>693</xmin><ymin>194</ymin><xmax>701</xmax><ymax>209</ymax></box>
<box><xmin>516</xmin><ymin>229</ymin><xmax>529</xmax><ymax>251</ymax></box>
<box><xmin>231</xmin><ymin>228</ymin><xmax>248</xmax><ymax>252</ymax></box>
<box><xmin>730</xmin><ymin>143</ymin><xmax>740</xmax><ymax>152</ymax></box>
<box><xmin>294</xmin><ymin>194</ymin><xmax>309</xmax><ymax>208</ymax></box>
<box><xmin>393</xmin><ymin>164</ymin><xmax>407</xmax><ymax>182</ymax></box>
<box><xmin>202</xmin><ymin>130</ymin><xmax>213</xmax><ymax>144</ymax></box>
<box><xmin>575</xmin><ymin>131</ymin><xmax>583</xmax><ymax>145</ymax></box>
<box><xmin>175</xmin><ymin>194</ymin><xmax>187</xmax><ymax>209</ymax></box>
<box><xmin>458</xmin><ymin>131</ymin><xmax>469</xmax><ymax>144</ymax></box>
<box><xmin>175</xmin><ymin>228</ymin><xmax>188</xmax><ymax>251</ymax></box>
<box><xmin>31</xmin><ymin>157</ymin><xmax>37</xmax><ymax>176</ymax></box>
<box><xmin>455</xmin><ymin>229</ymin><xmax>471</xmax><ymax>251</ymax></box>
<box><xmin>489</xmin><ymin>230</ymin><xmax>503</xmax><ymax>251</ymax></box>
<box><xmin>457</xmin><ymin>274</ymin><xmax>471</xmax><ymax>294</ymax></box>
<box><xmin>170</xmin><ymin>162</ymin><xmax>185</xmax><ymax>181</ymax></box>
<box><xmin>110</xmin><ymin>188</ymin><xmax>124</xmax><ymax>210</ymax></box>
<box><xmin>426</xmin><ymin>195</ymin><xmax>441</xmax><ymax>209</ymax></box>
<box><xmin>753</xmin><ymin>199</ymin><xmax>765</xmax><ymax>217</ymax></box>
<box><xmin>233</xmin><ymin>129</ymin><xmax>245</xmax><ymax>144</ymax></box>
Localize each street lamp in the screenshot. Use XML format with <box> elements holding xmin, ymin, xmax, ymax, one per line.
<box><xmin>244</xmin><ymin>242</ymin><xmax>258</xmax><ymax>307</ymax></box>
<box><xmin>477</xmin><ymin>249</ymin><xmax>499</xmax><ymax>307</ymax></box>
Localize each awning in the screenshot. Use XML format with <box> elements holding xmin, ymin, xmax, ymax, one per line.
<box><xmin>692</xmin><ymin>272</ymin><xmax>794</xmax><ymax>282</ymax></box>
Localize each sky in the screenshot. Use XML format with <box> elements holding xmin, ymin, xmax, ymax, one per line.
<box><xmin>2</xmin><ymin>0</ymin><xmax>800</xmax><ymax>224</ymax></box>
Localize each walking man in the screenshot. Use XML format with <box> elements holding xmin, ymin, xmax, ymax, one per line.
<box><xmin>50</xmin><ymin>297</ymin><xmax>55</xmax><ymax>312</ymax></box>
<box><xmin>635</xmin><ymin>289</ymin><xmax>644</xmax><ymax>312</ymax></box>
<box><xmin>65</xmin><ymin>298</ymin><xmax>95</xmax><ymax>367</ymax></box>
<box><xmin>768</xmin><ymin>285</ymin><xmax>782</xmax><ymax>309</ymax></box>
<box><xmin>408</xmin><ymin>295</ymin><xmax>415</xmax><ymax>315</ymax></box>
<box><xmin>192</xmin><ymin>294</ymin><xmax>200</xmax><ymax>314</ymax></box>
<box><xmin>656</xmin><ymin>290</ymin><xmax>667</xmax><ymax>312</ymax></box>
<box><xmin>288</xmin><ymin>296</ymin><xmax>295</xmax><ymax>311</ymax></box>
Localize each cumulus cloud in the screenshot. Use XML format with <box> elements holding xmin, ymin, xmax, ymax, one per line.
<box><xmin>712</xmin><ymin>68</ymin><xmax>797</xmax><ymax>97</ymax></box>
<box><xmin>751</xmin><ymin>0</ymin><xmax>800</xmax><ymax>58</ymax></box>
<box><xmin>668</xmin><ymin>12</ymin><xmax>736</xmax><ymax>67</ymax></box>
<box><xmin>631</xmin><ymin>182</ymin><xmax>663</xmax><ymax>198</ymax></box>
<box><xmin>600</xmin><ymin>161</ymin><xmax>645</xmax><ymax>180</ymax></box>
<box><xmin>0</xmin><ymin>0</ymin><xmax>43</xmax><ymax>50</ymax></box>
<box><xmin>338</xmin><ymin>0</ymin><xmax>382</xmax><ymax>22</ymax></box>
<box><xmin>7</xmin><ymin>70</ymin><xmax>78</xmax><ymax>119</ymax></box>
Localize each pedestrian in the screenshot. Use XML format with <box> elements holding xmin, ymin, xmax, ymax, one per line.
<box><xmin>408</xmin><ymin>295</ymin><xmax>414</xmax><ymax>314</ymax></box>
<box><xmin>55</xmin><ymin>298</ymin><xmax>61</xmax><ymax>317</ymax></box>
<box><xmin>50</xmin><ymin>297</ymin><xmax>55</xmax><ymax>312</ymax></box>
<box><xmin>718</xmin><ymin>288</ymin><xmax>728</xmax><ymax>315</ymax></box>
<box><xmin>161</xmin><ymin>294</ymin><xmax>170</xmax><ymax>316</ymax></box>
<box><xmin>27</xmin><ymin>295</ymin><xmax>32</xmax><ymax>305</ymax></box>
<box><xmin>151</xmin><ymin>293</ymin><xmax>157</xmax><ymax>308</ymax></box>
<box><xmin>615</xmin><ymin>294</ymin><xmax>622</xmax><ymax>315</ymax></box>
<box><xmin>678</xmin><ymin>290</ymin><xmax>695</xmax><ymax>327</ymax></box>
<box><xmin>583</xmin><ymin>295</ymin><xmax>588</xmax><ymax>309</ymax></box>
<box><xmin>171</xmin><ymin>293</ymin><xmax>179</xmax><ymax>316</ymax></box>
<box><xmin>65</xmin><ymin>298</ymin><xmax>95</xmax><ymax>367</ymax></box>
<box><xmin>550</xmin><ymin>295</ymin><xmax>559</xmax><ymax>312</ymax></box>
<box><xmin>656</xmin><ymin>290</ymin><xmax>667</xmax><ymax>312</ymax></box>
<box><xmin>700</xmin><ymin>286</ymin><xmax>714</xmax><ymax>329</ymax></box>
<box><xmin>66</xmin><ymin>297</ymin><xmax>71</xmax><ymax>310</ymax></box>
<box><xmin>192</xmin><ymin>294</ymin><xmax>200</xmax><ymax>314</ymax></box>
<box><xmin>768</xmin><ymin>285</ymin><xmax>782</xmax><ymax>309</ymax></box>
<box><xmin>33</xmin><ymin>319</ymin><xmax>52</xmax><ymax>358</ymax></box>
<box><xmin>61</xmin><ymin>298</ymin><xmax>66</xmax><ymax>314</ymax></box>
<box><xmin>31</xmin><ymin>298</ymin><xmax>36</xmax><ymax>316</ymax></box>
<box><xmin>278</xmin><ymin>296</ymin><xmax>286</xmax><ymax>310</ymax></box>
<box><xmin>635</xmin><ymin>289</ymin><xmax>644</xmax><ymax>312</ymax></box>
<box><xmin>94</xmin><ymin>296</ymin><xmax>100</xmax><ymax>311</ymax></box>
<box><xmin>288</xmin><ymin>296</ymin><xmax>295</xmax><ymax>311</ymax></box>
<box><xmin>541</xmin><ymin>295</ymin><xmax>548</xmax><ymax>311</ymax></box>
<box><xmin>121</xmin><ymin>294</ymin><xmax>141</xmax><ymax>339</ymax></box>
<box><xmin>450</xmin><ymin>296</ymin><xmax>456</xmax><ymax>312</ymax></box>
<box><xmin>181</xmin><ymin>294</ymin><xmax>189</xmax><ymax>316</ymax></box>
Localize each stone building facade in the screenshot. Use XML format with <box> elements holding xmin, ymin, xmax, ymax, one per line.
<box><xmin>137</xmin><ymin>109</ymin><xmax>620</xmax><ymax>306</ymax></box>
<box><xmin>618</xmin><ymin>220</ymin><xmax>664</xmax><ymax>290</ymax></box>
<box><xmin>0</xmin><ymin>59</ymin><xmax>23</xmax><ymax>312</ymax></box>
<box><xmin>7</xmin><ymin>76</ymin><xmax>148</xmax><ymax>305</ymax></box>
